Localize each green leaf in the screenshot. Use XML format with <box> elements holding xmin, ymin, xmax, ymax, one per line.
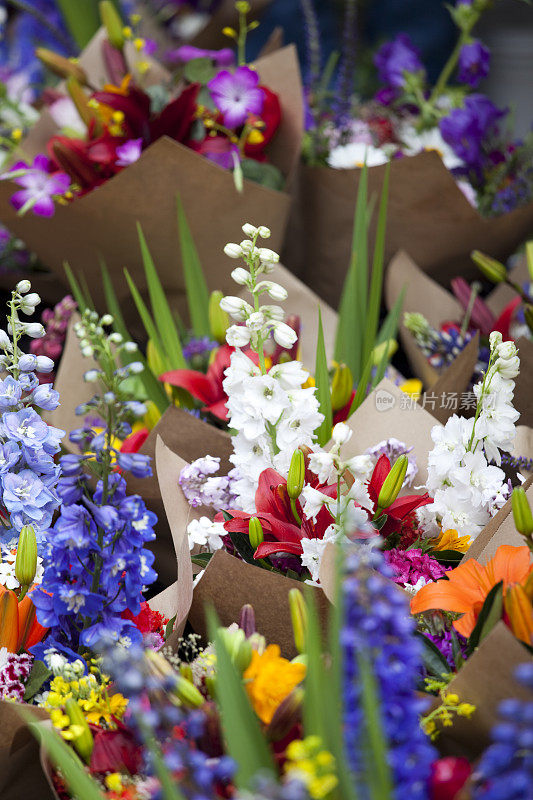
<box><xmin>176</xmin><ymin>196</ymin><xmax>211</xmax><ymax>337</ymax></box>
<box><xmin>362</xmin><ymin>162</ymin><xmax>389</xmax><ymax>369</ymax></box>
<box><xmin>450</xmin><ymin>629</ymin><xmax>465</xmax><ymax>670</ymax></box>
<box><xmin>314</xmin><ymin>307</ymin><xmax>333</xmax><ymax>446</ymax></box>
<box><xmin>207</xmin><ymin>607</ymin><xmax>275</xmax><ymax>788</ymax></box>
<box><xmin>240</xmin><ymin>159</ymin><xmax>284</xmax><ymax>191</ymax></box>
<box><xmin>137</xmin><ymin>223</ymin><xmax>186</xmax><ymax>370</ymax></box>
<box><xmin>372</xmin><ymin>286</ymin><xmax>406</xmax><ymax>388</ymax></box>
<box><xmin>467</xmin><ymin>580</ymin><xmax>503</xmax><ymax>655</ymax></box>
<box><xmin>414</xmin><ymin>631</ymin><xmax>451</xmax><ymax>678</ymax></box>
<box><xmin>191</xmin><ymin>552</ymin><xmax>214</xmax><ymax>569</ymax></box>
<box><xmin>183</xmin><ymin>57</ymin><xmax>216</xmax><ymax>84</ymax></box>
<box><xmin>164</xmin><ymin>615</ymin><xmax>177</xmax><ymax>640</ymax></box>
<box><xmin>78</xmin><ymin>272</ymin><xmax>95</xmax><ymax>311</ymax></box>
<box><xmin>23</xmin><ymin>660</ymin><xmax>52</xmax><ymax>701</ymax></box>
<box><xmin>101</xmin><ymin>261</ymin><xmax>169</xmax><ymax>413</ymax></box>
<box><xmin>55</xmin><ymin>0</ymin><xmax>100</xmax><ymax>48</ymax></box>
<box><xmin>24</xmin><ymin>714</ymin><xmax>104</xmax><ymax>800</ymax></box>
<box><xmin>63</xmin><ymin>262</ymin><xmax>88</xmax><ymax>313</ymax></box>
<box><xmin>358</xmin><ymin>651</ymin><xmax>394</xmax><ymax>800</ymax></box>
<box><xmin>348</xmin><ymin>352</ymin><xmax>374</xmax><ymax>416</ymax></box>
<box><xmin>124</xmin><ymin>268</ymin><xmax>171</xmax><ymax>373</ymax></box>
<box><xmin>228</xmin><ymin>531</ymin><xmax>259</xmax><ymax>565</ymax></box>
<box><xmin>432</xmin><ymin>550</ymin><xmax>464</xmax><ymax>564</ymax></box>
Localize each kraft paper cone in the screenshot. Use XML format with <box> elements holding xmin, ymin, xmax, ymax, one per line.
<box><xmin>188</xmin><ymin>0</ymin><xmax>272</xmax><ymax>52</ymax></box>
<box><xmin>420</xmin><ymin>333</ymin><xmax>480</xmax><ymax>425</ymax></box>
<box><xmin>343</xmin><ymin>378</ymin><xmax>440</xmax><ymax>487</ymax></box>
<box><xmin>0</xmin><ymin>43</ymin><xmax>303</xmax><ymax>317</ymax></box>
<box><xmin>188</xmin><ymin>548</ymin><xmax>329</xmax><ymax>658</ymax></box>
<box><xmin>461</xmin><ymin>475</ymin><xmax>533</xmax><ymax>565</ymax></box>
<box><xmin>0</xmin><ymin>702</ymin><xmax>52</xmax><ymax>800</ymax></box>
<box><xmin>284</xmin><ymin>151</ymin><xmax>533</xmax><ymax>308</ymax></box>
<box><xmin>437</xmin><ymin>622</ymin><xmax>532</xmax><ymax>758</ymax></box>
<box><xmin>510</xmin><ymin>425</ymin><xmax>533</xmax><ymax>478</ymax></box>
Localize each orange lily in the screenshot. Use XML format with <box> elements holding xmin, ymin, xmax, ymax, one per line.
<box><xmin>0</xmin><ymin>586</ymin><xmax>47</xmax><ymax>653</ymax></box>
<box><xmin>411</xmin><ymin>544</ymin><xmax>533</xmax><ymax>639</ymax></box>
<box><xmin>503</xmin><ymin>584</ymin><xmax>533</xmax><ymax>646</ymax></box>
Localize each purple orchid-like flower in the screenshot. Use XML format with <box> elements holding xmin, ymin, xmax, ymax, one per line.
<box><xmin>1</xmin><ymin>154</ymin><xmax>70</xmax><ymax>218</ymax></box>
<box><xmin>207</xmin><ymin>65</ymin><xmax>264</xmax><ymax>129</ymax></box>
<box><xmin>374</xmin><ymin>33</ymin><xmax>425</xmax><ymax>90</ymax></box>
<box><xmin>440</xmin><ymin>93</ymin><xmax>506</xmax><ymax>172</ymax></box>
<box><xmin>457</xmin><ymin>40</ymin><xmax>491</xmax><ymax>88</ymax></box>
<box><xmin>115</xmin><ymin>138</ymin><xmax>143</xmax><ymax>167</ymax></box>
<box><xmin>168</xmin><ymin>45</ymin><xmax>235</xmax><ymax>67</ymax></box>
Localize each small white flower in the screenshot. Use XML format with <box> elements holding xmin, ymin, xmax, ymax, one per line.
<box><xmin>272</xmin><ymin>321</ymin><xmax>297</xmax><ymax>348</ymax></box>
<box><xmin>258</xmin><ymin>226</ymin><xmax>271</xmax><ymax>238</ymax></box>
<box><xmin>231</xmin><ymin>267</ymin><xmax>250</xmax><ymax>286</ymax></box>
<box><xmin>187</xmin><ymin>517</ymin><xmax>225</xmax><ymax>551</ymax></box>
<box><xmin>327</xmin><ymin>142</ymin><xmax>389</xmax><ymax>169</ymax></box>
<box><xmin>242</xmin><ymin>223</ymin><xmax>258</xmax><ymax>237</ymax></box>
<box><xmin>332</xmin><ymin>422</ymin><xmax>352</xmax><ymax>448</ymax></box>
<box><xmin>220</xmin><ymin>296</ymin><xmax>252</xmax><ymax>322</ymax></box>
<box><xmin>226</xmin><ymin>325</ymin><xmax>252</xmax><ymax>348</ymax></box>
<box><xmin>224</xmin><ymin>243</ymin><xmax>243</xmax><ymax>259</ymax></box>
<box><xmin>16</xmin><ymin>279</ymin><xmax>31</xmax><ymax>294</ymax></box>
<box><xmin>302</xmin><ymin>485</ymin><xmax>331</xmax><ymax>521</ymax></box>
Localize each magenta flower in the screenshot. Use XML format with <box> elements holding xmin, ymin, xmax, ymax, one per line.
<box><xmin>2</xmin><ymin>154</ymin><xmax>70</xmax><ymax>218</ymax></box>
<box><xmin>115</xmin><ymin>138</ymin><xmax>143</xmax><ymax>167</ymax></box>
<box><xmin>208</xmin><ymin>65</ymin><xmax>264</xmax><ymax>129</ymax></box>
<box><xmin>168</xmin><ymin>45</ymin><xmax>235</xmax><ymax>67</ymax></box>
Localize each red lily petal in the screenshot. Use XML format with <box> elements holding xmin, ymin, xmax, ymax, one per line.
<box><xmin>493</xmin><ymin>297</ymin><xmax>521</xmax><ymax>341</ymax></box>
<box><xmin>121</xmin><ymin>428</ymin><xmax>149</xmax><ymax>454</ymax></box>
<box><xmin>368</xmin><ymin>454</ymin><xmax>391</xmax><ymax>499</ymax></box>
<box><xmin>254</xmin><ymin>540</ymin><xmax>304</xmax><ymax>559</ymax></box>
<box><xmin>160</xmin><ymin>369</ymin><xmax>219</xmax><ymax>404</ymax></box>
<box><xmin>205</xmin><ymin>398</ymin><xmax>228</xmax><ymax>421</ymax></box>
<box><xmin>387</xmin><ymin>493</ymin><xmax>433</xmax><ymax>520</ymax></box>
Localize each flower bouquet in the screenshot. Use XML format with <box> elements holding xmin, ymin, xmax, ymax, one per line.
<box><xmin>0</xmin><ymin>3</ymin><xmax>303</xmax><ymax>314</ymax></box>
<box><xmin>283</xmin><ymin>0</ymin><xmax>533</xmax><ymax>308</ymax></box>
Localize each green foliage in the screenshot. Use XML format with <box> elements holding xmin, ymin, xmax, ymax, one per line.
<box><xmin>176</xmin><ymin>197</ymin><xmax>211</xmax><ymax>338</ymax></box>
<box><xmin>314</xmin><ymin>308</ymin><xmax>333</xmax><ymax>445</ymax></box>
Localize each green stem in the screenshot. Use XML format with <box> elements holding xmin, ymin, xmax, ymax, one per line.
<box><xmin>290</xmin><ymin>498</ymin><xmax>302</xmax><ymax>526</ymax></box>
<box><xmin>428</xmin><ymin>14</ymin><xmax>479</xmax><ymax>105</ymax></box>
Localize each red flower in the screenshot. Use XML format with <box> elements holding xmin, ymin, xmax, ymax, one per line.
<box><xmin>244</xmin><ymin>86</ymin><xmax>282</xmax><ymax>160</ymax></box>
<box><xmin>367</xmin><ymin>454</ymin><xmax>432</xmax><ymax>538</ymax></box>
<box><xmin>121</xmin><ymin>428</ymin><xmax>150</xmax><ymax>454</ymax></box>
<box><xmin>430</xmin><ymin>757</ymin><xmax>471</xmax><ymax>800</ymax></box>
<box><xmin>218</xmin><ymin>467</ymin><xmax>337</xmax><ymax>561</ymax></box>
<box><xmin>90</xmin><ymin>724</ymin><xmax>142</xmax><ymax>775</ymax></box>
<box><xmin>160</xmin><ymin>344</ymin><xmax>258</xmax><ymax>421</ymax></box>
<box><xmin>493</xmin><ymin>296</ymin><xmax>522</xmax><ymax>341</ymax></box>
<box><xmin>122</xmin><ymin>601</ymin><xmax>168</xmax><ymax>637</ymax></box>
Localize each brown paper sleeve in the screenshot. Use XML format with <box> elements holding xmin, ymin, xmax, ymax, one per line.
<box><xmin>422</xmin><ymin>333</ymin><xmax>479</xmax><ymax>424</ymax></box>
<box><xmin>189</xmin><ymin>0</ymin><xmax>272</xmax><ymax>51</ymax></box>
<box><xmin>343</xmin><ymin>377</ymin><xmax>440</xmax><ymax>487</ymax></box>
<box><xmin>284</xmin><ymin>152</ymin><xmax>533</xmax><ymax>309</ymax></box>
<box><xmin>436</xmin><ymin>622</ymin><xmax>532</xmax><ymax>758</ymax></box>
<box><xmin>0</xmin><ymin>702</ymin><xmax>53</xmax><ymax>800</ymax></box>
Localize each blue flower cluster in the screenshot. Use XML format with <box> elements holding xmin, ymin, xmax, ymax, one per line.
<box><xmin>33</xmin><ymin>467</ymin><xmax>157</xmax><ymax>650</ymax></box>
<box><xmin>104</xmin><ymin>643</ymin><xmax>235</xmax><ymax>799</ymax></box>
<box><xmin>473</xmin><ymin>661</ymin><xmax>533</xmax><ymax>800</ymax></box>
<box><xmin>342</xmin><ymin>547</ymin><xmax>436</xmax><ymax>799</ymax></box>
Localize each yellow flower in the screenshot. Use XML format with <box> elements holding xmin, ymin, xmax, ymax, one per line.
<box><xmin>430</xmin><ymin>528</ymin><xmax>471</xmax><ymax>553</ymax></box>
<box><xmin>285</xmin><ymin>736</ymin><xmax>338</xmax><ymax>799</ymax></box>
<box><xmin>243</xmin><ymin>644</ymin><xmax>305</xmax><ymax>724</ymax></box>
<box><xmin>400</xmin><ymin>378</ymin><xmax>422</xmax><ymax>399</ymax></box>
<box><xmin>105</xmin><ymin>773</ymin><xmax>123</xmax><ymax>792</ymax></box>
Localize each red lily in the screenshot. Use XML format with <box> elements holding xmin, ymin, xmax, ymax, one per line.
<box><xmin>493</xmin><ymin>296</ymin><xmax>522</xmax><ymax>341</ymax></box>
<box><xmin>366</xmin><ymin>454</ymin><xmax>432</xmax><ymax>538</ymax></box>
<box><xmin>243</xmin><ymin>86</ymin><xmax>282</xmax><ymax>160</ymax></box>
<box><xmin>121</xmin><ymin>428</ymin><xmax>150</xmax><ymax>454</ymax></box>
<box><xmin>160</xmin><ymin>344</ymin><xmax>258</xmax><ymax>421</ymax></box>
<box><xmin>218</xmin><ymin>467</ymin><xmax>337</xmax><ymax>561</ymax></box>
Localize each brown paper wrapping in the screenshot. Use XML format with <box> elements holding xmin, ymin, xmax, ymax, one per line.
<box><xmin>343</xmin><ymin>377</ymin><xmax>440</xmax><ymax>487</ymax></box>
<box><xmin>0</xmin><ymin>44</ymin><xmax>303</xmax><ymax>317</ymax></box>
<box><xmin>437</xmin><ymin>622</ymin><xmax>532</xmax><ymax>758</ymax></box>
<box><xmin>0</xmin><ymin>702</ymin><xmax>52</xmax><ymax>800</ymax></box>
<box><xmin>186</xmin><ymin>0</ymin><xmax>272</xmax><ymax>52</ymax></box>
<box><xmin>283</xmin><ymin>151</ymin><xmax>533</xmax><ymax>308</ymax></box>
<box><xmin>420</xmin><ymin>333</ymin><xmax>480</xmax><ymax>425</ymax></box>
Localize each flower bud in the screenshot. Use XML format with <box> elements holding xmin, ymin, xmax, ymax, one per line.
<box><xmin>84</xmin><ymin>369</ymin><xmax>100</xmax><ymax>383</ymax></box>
<box><xmin>64</xmin><ymin>698</ymin><xmax>94</xmax><ymax>763</ymax></box>
<box><xmin>330</xmin><ymin>363</ymin><xmax>353</xmax><ymax>411</ymax></box>
<box><xmin>35</xmin><ymin>355</ymin><xmax>54</xmax><ymax>373</ymax></box>
<box><xmin>248</xmin><ymin>517</ymin><xmax>264</xmax><ymax>549</ymax></box>
<box><xmin>287</xmin><ymin>450</ymin><xmax>305</xmax><ymax>500</ymax></box>
<box><xmin>266</xmin><ymin>687</ymin><xmax>304</xmax><ymax>741</ymax></box>
<box><xmin>377</xmin><ymin>455</ymin><xmax>408</xmax><ymax>510</ymax></box>
<box><xmin>238</xmin><ymin>604</ymin><xmax>256</xmax><ymax>637</ymax></box>
<box><xmin>99</xmin><ymin>0</ymin><xmax>125</xmax><ymax>49</ymax></box>
<box><xmin>230</xmin><ymin>267</ymin><xmax>250</xmax><ymax>286</ymax></box>
<box><xmin>372</xmin><ymin>338</ymin><xmax>398</xmax><ymax>366</ymax></box>
<box><xmin>174</xmin><ymin>674</ymin><xmax>205</xmax><ymax>708</ymax></box>
<box><xmin>35</xmin><ymin>48</ymin><xmax>88</xmax><ymax>84</ymax></box>
<box><xmin>258</xmin><ymin>248</ymin><xmax>279</xmax><ymax>264</ymax></box>
<box><xmin>233</xmin><ymin>637</ymin><xmax>253</xmax><ymax>673</ymax></box>
<box><xmin>512</xmin><ymin>487</ymin><xmax>533</xmax><ymax>539</ymax></box>
<box><xmin>101</xmin><ymin>314</ymin><xmax>113</xmax><ymax>326</ymax></box>
<box><xmin>15</xmin><ymin>525</ymin><xmax>37</xmax><ymax>588</ymax></box>
<box><xmin>226</xmin><ymin>325</ymin><xmax>252</xmax><ymax>348</ymax></box>
<box><xmin>66</xmin><ymin>76</ymin><xmax>101</xmax><ymax>133</ymax></box>
<box><xmin>208</xmin><ymin>290</ymin><xmax>230</xmax><ymax>344</ymax></box>
<box><xmin>242</xmin><ymin>223</ymin><xmax>258</xmax><ymax>237</ymax></box>
<box><xmin>19</xmin><ymin>293</ymin><xmax>41</xmax><ymax>314</ymax></box>
<box><xmin>471</xmin><ymin>250</ymin><xmax>507</xmax><ymax>284</ymax></box>
<box><xmin>332</xmin><ymin>422</ymin><xmax>352</xmax><ymax>447</ymax></box>
<box><xmin>16</xmin><ymin>280</ymin><xmax>31</xmax><ymax>294</ymax></box>
<box><xmin>289</xmin><ymin>588</ymin><xmax>307</xmax><ymax>654</ymax></box>
<box><xmin>273</xmin><ymin>322</ymin><xmax>297</xmax><ymax>349</ymax></box>
<box><xmin>224</xmin><ymin>243</ymin><xmax>243</xmax><ymax>259</ymax></box>
<box><xmin>23</xmin><ymin>322</ymin><xmax>45</xmax><ymax>339</ymax></box>
<box><xmin>219</xmin><ymin>296</ymin><xmax>250</xmax><ymax>321</ymax></box>
<box><xmin>258</xmin><ymin>226</ymin><xmax>271</xmax><ymax>238</ymax></box>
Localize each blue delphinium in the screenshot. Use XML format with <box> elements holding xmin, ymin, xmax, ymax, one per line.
<box><xmin>0</xmin><ymin>279</ymin><xmax>63</xmax><ymax>546</ymax></box>
<box><xmin>32</xmin><ymin>309</ymin><xmax>157</xmax><ymax>652</ymax></box>
<box><xmin>342</xmin><ymin>546</ymin><xmax>436</xmax><ymax>799</ymax></box>
<box><xmin>473</xmin><ymin>661</ymin><xmax>533</xmax><ymax>799</ymax></box>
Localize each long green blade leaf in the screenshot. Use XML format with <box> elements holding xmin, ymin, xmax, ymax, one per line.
<box><xmin>358</xmin><ymin>652</ymin><xmax>394</xmax><ymax>800</ymax></box>
<box><xmin>55</xmin><ymin>0</ymin><xmax>100</xmax><ymax>48</ymax></box>
<box><xmin>348</xmin><ymin>353</ymin><xmax>374</xmax><ymax>417</ymax></box>
<box><xmin>314</xmin><ymin>307</ymin><xmax>333</xmax><ymax>446</ymax></box>
<box><xmin>124</xmin><ymin>268</ymin><xmax>171</xmax><ymax>374</ymax></box>
<box><xmin>101</xmin><ymin>261</ymin><xmax>169</xmax><ymax>413</ymax></box>
<box><xmin>176</xmin><ymin>196</ymin><xmax>211</xmax><ymax>337</ymax></box>
<box><xmin>207</xmin><ymin>608</ymin><xmax>275</xmax><ymax>788</ymax></box>
<box><xmin>362</xmin><ymin>163</ymin><xmax>390</xmax><ymax>369</ymax></box>
<box><xmin>63</xmin><ymin>262</ymin><xmax>89</xmax><ymax>313</ymax></box>
<box><xmin>373</xmin><ymin>287</ymin><xmax>406</xmax><ymax>387</ymax></box>
<box><xmin>137</xmin><ymin>224</ymin><xmax>186</xmax><ymax>370</ymax></box>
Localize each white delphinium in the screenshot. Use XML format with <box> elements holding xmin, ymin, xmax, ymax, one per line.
<box><xmin>425</xmin><ymin>333</ymin><xmax>520</xmax><ymax>539</ymax></box>
<box><xmin>220</xmin><ymin>224</ymin><xmax>324</xmax><ymax>511</ymax></box>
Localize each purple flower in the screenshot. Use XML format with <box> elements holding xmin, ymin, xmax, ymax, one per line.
<box><xmin>207</xmin><ymin>66</ymin><xmax>264</xmax><ymax>129</ymax></box>
<box><xmin>374</xmin><ymin>33</ymin><xmax>424</xmax><ymax>89</ymax></box>
<box><xmin>31</xmin><ymin>383</ymin><xmax>60</xmax><ymax>411</ymax></box>
<box><xmin>2</xmin><ymin>154</ymin><xmax>70</xmax><ymax>218</ymax></box>
<box><xmin>115</xmin><ymin>138</ymin><xmax>143</xmax><ymax>167</ymax></box>
<box><xmin>168</xmin><ymin>45</ymin><xmax>235</xmax><ymax>67</ymax></box>
<box><xmin>3</xmin><ymin>407</ymin><xmax>49</xmax><ymax>446</ymax></box>
<box><xmin>440</xmin><ymin>94</ymin><xmax>506</xmax><ymax>172</ymax></box>
<box><xmin>457</xmin><ymin>40</ymin><xmax>491</xmax><ymax>88</ymax></box>
<box><xmin>2</xmin><ymin>469</ymin><xmax>55</xmax><ymax>524</ymax></box>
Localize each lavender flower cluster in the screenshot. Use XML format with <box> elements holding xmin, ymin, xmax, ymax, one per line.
<box><xmin>179</xmin><ymin>455</ymin><xmax>237</xmax><ymax>510</ymax></box>
<box><xmin>342</xmin><ymin>547</ymin><xmax>436</xmax><ymax>799</ymax></box>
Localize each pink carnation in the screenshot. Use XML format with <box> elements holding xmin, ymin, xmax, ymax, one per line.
<box><xmin>384</xmin><ymin>548</ymin><xmax>448</xmax><ymax>586</ymax></box>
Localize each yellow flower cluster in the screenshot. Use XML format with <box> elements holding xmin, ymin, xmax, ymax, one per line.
<box><xmin>284</xmin><ymin>736</ymin><xmax>338</xmax><ymax>799</ymax></box>
<box><xmin>45</xmin><ymin>669</ymin><xmax>128</xmax><ymax>729</ymax></box>
<box><xmin>421</xmin><ymin>678</ymin><xmax>476</xmax><ymax>740</ymax></box>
